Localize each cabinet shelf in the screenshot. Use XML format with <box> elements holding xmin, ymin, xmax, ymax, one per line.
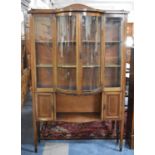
<box><xmin>57</xmin><ymin>65</ymin><xmax>76</xmax><ymax>68</ymax></box>
<box><xmin>58</xmin><ymin>41</ymin><xmax>76</xmax><ymax>44</ymax></box>
<box><xmin>106</xmin><ymin>41</ymin><xmax>121</xmax><ymax>44</ymax></box>
<box><xmin>82</xmin><ymin>40</ymin><xmax>100</xmax><ymax>43</ymax></box>
<box><xmin>57</xmin><ymin>113</ymin><xmax>101</xmax><ymax>123</ymax></box>
<box><xmin>35</xmin><ymin>40</ymin><xmax>52</xmax><ymax>43</ymax></box>
<box><xmin>36</xmin><ymin>64</ymin><xmax>53</xmax><ymax>67</ymax></box>
<box><xmin>82</xmin><ymin>65</ymin><xmax>100</xmax><ymax>68</ymax></box>
<box><xmin>57</xmin><ymin>65</ymin><xmax>100</xmax><ymax>68</ymax></box>
<box><xmin>105</xmin><ymin>64</ymin><xmax>121</xmax><ymax>67</ymax></box>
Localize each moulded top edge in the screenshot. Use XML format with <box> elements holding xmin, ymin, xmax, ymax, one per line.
<box><xmin>28</xmin><ymin>9</ymin><xmax>128</xmax><ymax>15</ymax></box>
<box><xmin>28</xmin><ymin>3</ymin><xmax>128</xmax><ymax>14</ymax></box>
<box><xmin>28</xmin><ymin>9</ymin><xmax>103</xmax><ymax>14</ymax></box>
<box><xmin>29</xmin><ymin>4</ymin><xmax>128</xmax><ymax>14</ymax></box>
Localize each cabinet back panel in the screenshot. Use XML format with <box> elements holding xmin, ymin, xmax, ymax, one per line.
<box><xmin>56</xmin><ymin>93</ymin><xmax>101</xmax><ymax>112</ymax></box>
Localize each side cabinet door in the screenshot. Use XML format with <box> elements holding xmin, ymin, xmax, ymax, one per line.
<box><xmin>35</xmin><ymin>93</ymin><xmax>54</xmax><ymax>120</ymax></box>
<box><xmin>103</xmin><ymin>92</ymin><xmax>122</xmax><ymax>119</ymax></box>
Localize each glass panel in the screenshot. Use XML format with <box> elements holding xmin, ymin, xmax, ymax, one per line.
<box><xmin>57</xmin><ymin>68</ymin><xmax>76</xmax><ymax>90</ymax></box>
<box><xmin>57</xmin><ymin>43</ymin><xmax>76</xmax><ymax>65</ymax></box>
<box><xmin>37</xmin><ymin>68</ymin><xmax>53</xmax><ymax>88</ymax></box>
<box><xmin>105</xmin><ymin>18</ymin><xmax>121</xmax><ymax>42</ymax></box>
<box><xmin>81</xmin><ymin>44</ymin><xmax>100</xmax><ymax>66</ymax></box>
<box><xmin>105</xmin><ymin>43</ymin><xmax>121</xmax><ymax>65</ymax></box>
<box><xmin>35</xmin><ymin>16</ymin><xmax>53</xmax><ymax>88</ymax></box>
<box><xmin>104</xmin><ymin>17</ymin><xmax>122</xmax><ymax>87</ymax></box>
<box><xmin>82</xmin><ymin>68</ymin><xmax>100</xmax><ymax>90</ymax></box>
<box><xmin>104</xmin><ymin>67</ymin><xmax>120</xmax><ymax>87</ymax></box>
<box><xmin>57</xmin><ymin>16</ymin><xmax>76</xmax><ymax>65</ymax></box>
<box><xmin>57</xmin><ymin>16</ymin><xmax>76</xmax><ymax>41</ymax></box>
<box><xmin>35</xmin><ymin>16</ymin><xmax>52</xmax><ymax>65</ymax></box>
<box><xmin>36</xmin><ymin>42</ymin><xmax>52</xmax><ymax>65</ymax></box>
<box><xmin>57</xmin><ymin>15</ymin><xmax>76</xmax><ymax>90</ymax></box>
<box><xmin>82</xmin><ymin>16</ymin><xmax>101</xmax><ymax>41</ymax></box>
<box><xmin>81</xmin><ymin>15</ymin><xmax>101</xmax><ymax>90</ymax></box>
<box><xmin>35</xmin><ymin>16</ymin><xmax>52</xmax><ymax>42</ymax></box>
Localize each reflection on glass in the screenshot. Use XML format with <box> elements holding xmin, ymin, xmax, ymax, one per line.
<box><xmin>57</xmin><ymin>16</ymin><xmax>76</xmax><ymax>41</ymax></box>
<box><xmin>82</xmin><ymin>68</ymin><xmax>100</xmax><ymax>90</ymax></box>
<box><xmin>104</xmin><ymin>17</ymin><xmax>122</xmax><ymax>87</ymax></box>
<box><xmin>37</xmin><ymin>68</ymin><xmax>53</xmax><ymax>88</ymax></box>
<box><xmin>35</xmin><ymin>16</ymin><xmax>53</xmax><ymax>65</ymax></box>
<box><xmin>57</xmin><ymin>43</ymin><xmax>76</xmax><ymax>65</ymax></box>
<box><xmin>81</xmin><ymin>16</ymin><xmax>101</xmax><ymax>90</ymax></box>
<box><xmin>36</xmin><ymin>43</ymin><xmax>52</xmax><ymax>65</ymax></box>
<box><xmin>57</xmin><ymin>16</ymin><xmax>76</xmax><ymax>91</ymax></box>
<box><xmin>57</xmin><ymin>68</ymin><xmax>76</xmax><ymax>90</ymax></box>
<box><xmin>106</xmin><ymin>18</ymin><xmax>121</xmax><ymax>42</ymax></box>
<box><xmin>105</xmin><ymin>43</ymin><xmax>121</xmax><ymax>65</ymax></box>
<box><xmin>81</xmin><ymin>44</ymin><xmax>100</xmax><ymax>66</ymax></box>
<box><xmin>35</xmin><ymin>16</ymin><xmax>53</xmax><ymax>88</ymax></box>
<box><xmin>57</xmin><ymin>16</ymin><xmax>76</xmax><ymax>66</ymax></box>
<box><xmin>35</xmin><ymin>16</ymin><xmax>52</xmax><ymax>42</ymax></box>
<box><xmin>82</xmin><ymin>16</ymin><xmax>101</xmax><ymax>41</ymax></box>
<box><xmin>105</xmin><ymin>67</ymin><xmax>120</xmax><ymax>87</ymax></box>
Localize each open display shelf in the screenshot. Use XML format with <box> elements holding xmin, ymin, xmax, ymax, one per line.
<box><xmin>57</xmin><ymin>113</ymin><xmax>101</xmax><ymax>122</ymax></box>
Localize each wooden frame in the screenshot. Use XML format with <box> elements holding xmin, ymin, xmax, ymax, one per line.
<box><xmin>29</xmin><ymin>4</ymin><xmax>128</xmax><ymax>152</ymax></box>
<box><xmin>35</xmin><ymin>93</ymin><xmax>54</xmax><ymax>121</ymax></box>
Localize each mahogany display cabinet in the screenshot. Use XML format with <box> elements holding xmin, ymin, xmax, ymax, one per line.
<box><xmin>29</xmin><ymin>4</ymin><xmax>128</xmax><ymax>152</ymax></box>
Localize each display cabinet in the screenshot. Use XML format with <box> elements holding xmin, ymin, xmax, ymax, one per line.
<box><xmin>29</xmin><ymin>4</ymin><xmax>128</xmax><ymax>152</ymax></box>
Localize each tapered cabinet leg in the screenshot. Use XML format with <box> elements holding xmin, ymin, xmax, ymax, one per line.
<box><xmin>35</xmin><ymin>144</ymin><xmax>38</xmax><ymax>153</ymax></box>
<box><xmin>119</xmin><ymin>120</ymin><xmax>124</xmax><ymax>151</ymax></box>
<box><xmin>33</xmin><ymin>121</ymin><xmax>38</xmax><ymax>153</ymax></box>
<box><xmin>116</xmin><ymin>121</ymin><xmax>119</xmax><ymax>144</ymax></box>
<box><xmin>32</xmin><ymin>93</ymin><xmax>38</xmax><ymax>152</ymax></box>
<box><xmin>37</xmin><ymin>122</ymin><xmax>40</xmax><ymax>143</ymax></box>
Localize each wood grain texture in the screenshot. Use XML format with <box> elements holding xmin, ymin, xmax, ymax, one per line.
<box><xmin>57</xmin><ymin>113</ymin><xmax>100</xmax><ymax>123</ymax></box>
<box><xmin>56</xmin><ymin>93</ymin><xmax>101</xmax><ymax>113</ymax></box>
<box><xmin>30</xmin><ymin>15</ymin><xmax>36</xmax><ymax>92</ymax></box>
<box><xmin>29</xmin><ymin>5</ymin><xmax>128</xmax><ymax>152</ymax></box>
<box><xmin>103</xmin><ymin>92</ymin><xmax>122</xmax><ymax>119</ymax></box>
<box><xmin>36</xmin><ymin>93</ymin><xmax>54</xmax><ymax>120</ymax></box>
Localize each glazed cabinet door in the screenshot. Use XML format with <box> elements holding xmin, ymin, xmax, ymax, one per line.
<box><xmin>35</xmin><ymin>93</ymin><xmax>54</xmax><ymax>121</ymax></box>
<box><xmin>56</xmin><ymin>15</ymin><xmax>76</xmax><ymax>91</ymax></box>
<box><xmin>80</xmin><ymin>14</ymin><xmax>102</xmax><ymax>92</ymax></box>
<box><xmin>104</xmin><ymin>16</ymin><xmax>123</xmax><ymax>88</ymax></box>
<box><xmin>34</xmin><ymin>15</ymin><xmax>54</xmax><ymax>91</ymax></box>
<box><xmin>103</xmin><ymin>92</ymin><xmax>122</xmax><ymax>119</ymax></box>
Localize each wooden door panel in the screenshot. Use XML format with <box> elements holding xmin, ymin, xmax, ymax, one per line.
<box><xmin>36</xmin><ymin>93</ymin><xmax>54</xmax><ymax>120</ymax></box>
<box><xmin>103</xmin><ymin>92</ymin><xmax>121</xmax><ymax>119</ymax></box>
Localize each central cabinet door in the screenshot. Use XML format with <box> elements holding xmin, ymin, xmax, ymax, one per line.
<box><xmin>57</xmin><ymin>14</ymin><xmax>76</xmax><ymax>91</ymax></box>
<box><xmin>80</xmin><ymin>14</ymin><xmax>101</xmax><ymax>91</ymax></box>
<box><xmin>56</xmin><ymin>13</ymin><xmax>101</xmax><ymax>93</ymax></box>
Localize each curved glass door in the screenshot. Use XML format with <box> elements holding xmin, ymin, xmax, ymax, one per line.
<box><xmin>80</xmin><ymin>15</ymin><xmax>101</xmax><ymax>91</ymax></box>
<box><xmin>57</xmin><ymin>15</ymin><xmax>76</xmax><ymax>90</ymax></box>
<box><xmin>104</xmin><ymin>17</ymin><xmax>122</xmax><ymax>87</ymax></box>
<box><xmin>34</xmin><ymin>15</ymin><xmax>53</xmax><ymax>88</ymax></box>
